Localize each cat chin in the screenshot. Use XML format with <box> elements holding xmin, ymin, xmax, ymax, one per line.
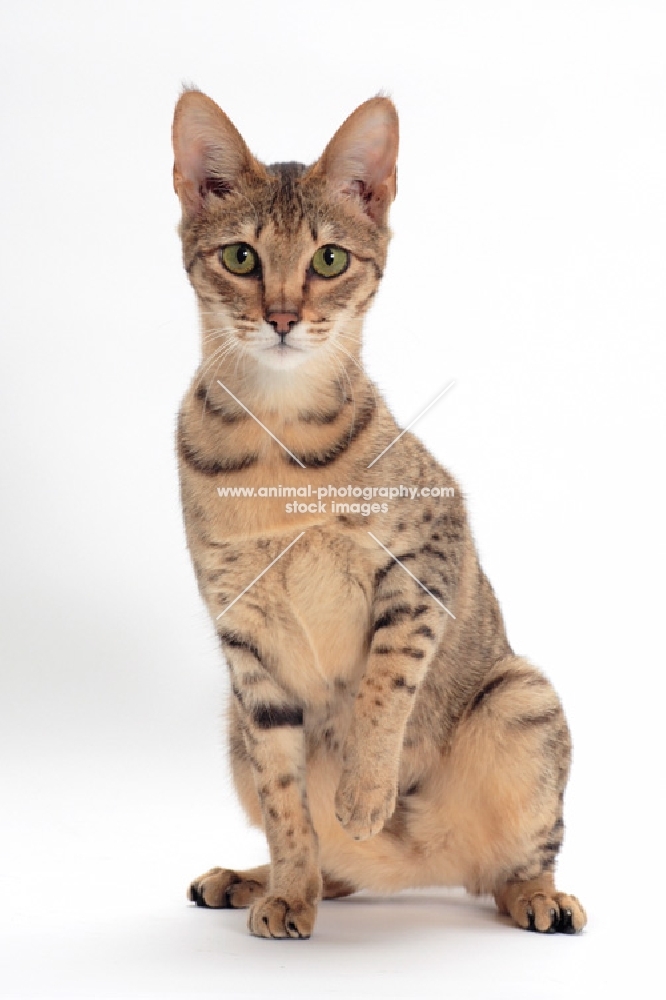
<box><xmin>251</xmin><ymin>345</ymin><xmax>313</xmax><ymax>372</ymax></box>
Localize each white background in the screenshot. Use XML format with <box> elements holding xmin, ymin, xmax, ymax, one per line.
<box><xmin>1</xmin><ymin>1</ymin><xmax>664</xmax><ymax>997</ymax></box>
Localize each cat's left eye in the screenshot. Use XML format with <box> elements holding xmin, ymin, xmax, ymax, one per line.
<box><xmin>311</xmin><ymin>245</ymin><xmax>350</xmax><ymax>279</ymax></box>
<box><xmin>219</xmin><ymin>243</ymin><xmax>259</xmax><ymax>276</ymax></box>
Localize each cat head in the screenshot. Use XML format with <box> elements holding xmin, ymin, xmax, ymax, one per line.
<box><xmin>172</xmin><ymin>89</ymin><xmax>398</xmax><ymax>377</ymax></box>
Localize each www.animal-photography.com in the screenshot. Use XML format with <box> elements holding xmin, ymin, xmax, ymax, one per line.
<box><xmin>1</xmin><ymin>2</ymin><xmax>663</xmax><ymax>998</ymax></box>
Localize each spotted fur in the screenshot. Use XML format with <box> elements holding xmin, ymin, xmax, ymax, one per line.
<box><xmin>173</xmin><ymin>89</ymin><xmax>585</xmax><ymax>939</ymax></box>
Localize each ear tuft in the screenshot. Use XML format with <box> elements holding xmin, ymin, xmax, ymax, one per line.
<box><xmin>312</xmin><ymin>97</ymin><xmax>399</xmax><ymax>225</ymax></box>
<box><xmin>171</xmin><ymin>90</ymin><xmax>261</xmax><ymax>216</ymax></box>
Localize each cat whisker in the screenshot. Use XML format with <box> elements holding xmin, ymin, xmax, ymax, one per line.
<box><xmin>196</xmin><ymin>338</ymin><xmax>241</xmax><ymax>420</ymax></box>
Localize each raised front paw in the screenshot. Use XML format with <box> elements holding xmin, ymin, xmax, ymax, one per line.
<box><xmin>248</xmin><ymin>896</ymin><xmax>316</xmax><ymax>939</ymax></box>
<box><xmin>335</xmin><ymin>756</ymin><xmax>397</xmax><ymax>840</ymax></box>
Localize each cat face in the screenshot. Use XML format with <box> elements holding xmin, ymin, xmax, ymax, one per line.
<box><xmin>172</xmin><ymin>92</ymin><xmax>399</xmax><ymax>375</ymax></box>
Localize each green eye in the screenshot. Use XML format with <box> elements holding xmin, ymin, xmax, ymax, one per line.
<box><xmin>311</xmin><ymin>245</ymin><xmax>349</xmax><ymax>278</ymax></box>
<box><xmin>220</xmin><ymin>243</ymin><xmax>258</xmax><ymax>275</ymax></box>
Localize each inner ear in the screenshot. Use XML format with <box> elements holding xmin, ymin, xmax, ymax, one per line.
<box><xmin>311</xmin><ymin>97</ymin><xmax>399</xmax><ymax>225</ymax></box>
<box><xmin>171</xmin><ymin>89</ymin><xmax>264</xmax><ymax>215</ymax></box>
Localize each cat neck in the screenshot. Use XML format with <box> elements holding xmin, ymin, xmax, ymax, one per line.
<box><xmin>197</xmin><ymin>318</ymin><xmax>367</xmax><ymax>427</ymax></box>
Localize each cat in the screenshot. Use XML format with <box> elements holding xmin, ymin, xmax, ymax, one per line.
<box><xmin>172</xmin><ymin>88</ymin><xmax>586</xmax><ymax>939</ymax></box>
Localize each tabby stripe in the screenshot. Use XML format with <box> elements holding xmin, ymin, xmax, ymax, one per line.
<box><xmin>286</xmin><ymin>396</ymin><xmax>376</xmax><ymax>468</ymax></box>
<box><xmin>373</xmin><ymin>552</ymin><xmax>417</xmax><ymax>588</ymax></box>
<box><xmin>421</xmin><ymin>544</ymin><xmax>449</xmax><ymax>562</ymax></box>
<box><xmin>512</xmin><ymin>708</ymin><xmax>562</xmax><ymax>728</ymax></box>
<box><xmin>251</xmin><ymin>703</ymin><xmax>304</xmax><ymax>729</ymax></box>
<box><xmin>179</xmin><ymin>433</ymin><xmax>258</xmax><ymax>475</ymax></box>
<box><xmin>195</xmin><ymin>384</ymin><xmax>248</xmax><ymax>423</ymax></box>
<box><xmin>468</xmin><ymin>670</ymin><xmax>534</xmax><ymax>714</ymax></box>
<box><xmin>374</xmin><ymin>560</ymin><xmax>395</xmax><ymax>588</ymax></box>
<box><xmin>509</xmin><ymin>829</ymin><xmax>564</xmax><ymax>883</ymax></box>
<box><xmin>507</xmin><ymin>862</ymin><xmax>542</xmax><ymax>882</ymax></box>
<box><xmin>412</xmin><ymin>625</ymin><xmax>436</xmax><ymax>639</ymax></box>
<box><xmin>353</xmin><ymin>253</ymin><xmax>383</xmax><ymax>281</ymax></box>
<box><xmin>400</xmin><ymin>647</ymin><xmax>425</xmax><ymax>659</ymax></box>
<box><xmin>298</xmin><ymin>404</ymin><xmax>345</xmax><ymax>425</ymax></box>
<box><xmin>372</xmin><ymin>605</ymin><xmax>413</xmax><ymax>633</ymax></box>
<box><xmin>185</xmin><ymin>251</ymin><xmax>202</xmax><ymax>275</ymax></box>
<box><xmin>219</xmin><ymin>631</ymin><xmax>264</xmax><ymax>665</ymax></box>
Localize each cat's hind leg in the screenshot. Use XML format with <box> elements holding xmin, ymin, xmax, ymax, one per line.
<box><xmin>445</xmin><ymin>654</ymin><xmax>587</xmax><ymax>933</ymax></box>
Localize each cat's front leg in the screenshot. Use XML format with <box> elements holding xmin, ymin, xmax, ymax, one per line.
<box><xmin>220</xmin><ymin>630</ymin><xmax>322</xmax><ymax>938</ymax></box>
<box><xmin>335</xmin><ymin>555</ymin><xmax>453</xmax><ymax>841</ymax></box>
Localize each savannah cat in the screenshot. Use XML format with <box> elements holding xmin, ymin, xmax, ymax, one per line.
<box><xmin>172</xmin><ymin>88</ymin><xmax>586</xmax><ymax>939</ymax></box>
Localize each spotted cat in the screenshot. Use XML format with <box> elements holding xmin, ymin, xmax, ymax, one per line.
<box><xmin>172</xmin><ymin>89</ymin><xmax>586</xmax><ymax>938</ymax></box>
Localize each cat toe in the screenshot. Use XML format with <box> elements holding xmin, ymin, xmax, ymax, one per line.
<box><xmin>248</xmin><ymin>896</ymin><xmax>316</xmax><ymax>939</ymax></box>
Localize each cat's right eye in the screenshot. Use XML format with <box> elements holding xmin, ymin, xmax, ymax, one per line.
<box><xmin>219</xmin><ymin>243</ymin><xmax>259</xmax><ymax>276</ymax></box>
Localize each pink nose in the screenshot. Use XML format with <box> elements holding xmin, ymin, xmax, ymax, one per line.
<box><xmin>267</xmin><ymin>311</ymin><xmax>299</xmax><ymax>335</ymax></box>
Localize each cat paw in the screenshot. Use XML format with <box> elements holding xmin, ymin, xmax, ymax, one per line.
<box><xmin>334</xmin><ymin>763</ymin><xmax>397</xmax><ymax>840</ymax></box>
<box><xmin>248</xmin><ymin>896</ymin><xmax>316</xmax><ymax>939</ymax></box>
<box><xmin>187</xmin><ymin>866</ymin><xmax>266</xmax><ymax>909</ymax></box>
<box><xmin>509</xmin><ymin>890</ymin><xmax>587</xmax><ymax>934</ymax></box>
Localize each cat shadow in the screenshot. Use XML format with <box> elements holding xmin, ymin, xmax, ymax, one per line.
<box><xmin>326</xmin><ymin>890</ymin><xmax>510</xmax><ymax>942</ymax></box>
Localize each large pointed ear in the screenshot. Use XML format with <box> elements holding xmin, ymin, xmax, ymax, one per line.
<box><xmin>171</xmin><ymin>89</ymin><xmax>263</xmax><ymax>216</ymax></box>
<box><xmin>311</xmin><ymin>97</ymin><xmax>399</xmax><ymax>226</ymax></box>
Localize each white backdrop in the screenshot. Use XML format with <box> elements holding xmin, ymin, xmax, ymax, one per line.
<box><xmin>1</xmin><ymin>2</ymin><xmax>664</xmax><ymax>997</ymax></box>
